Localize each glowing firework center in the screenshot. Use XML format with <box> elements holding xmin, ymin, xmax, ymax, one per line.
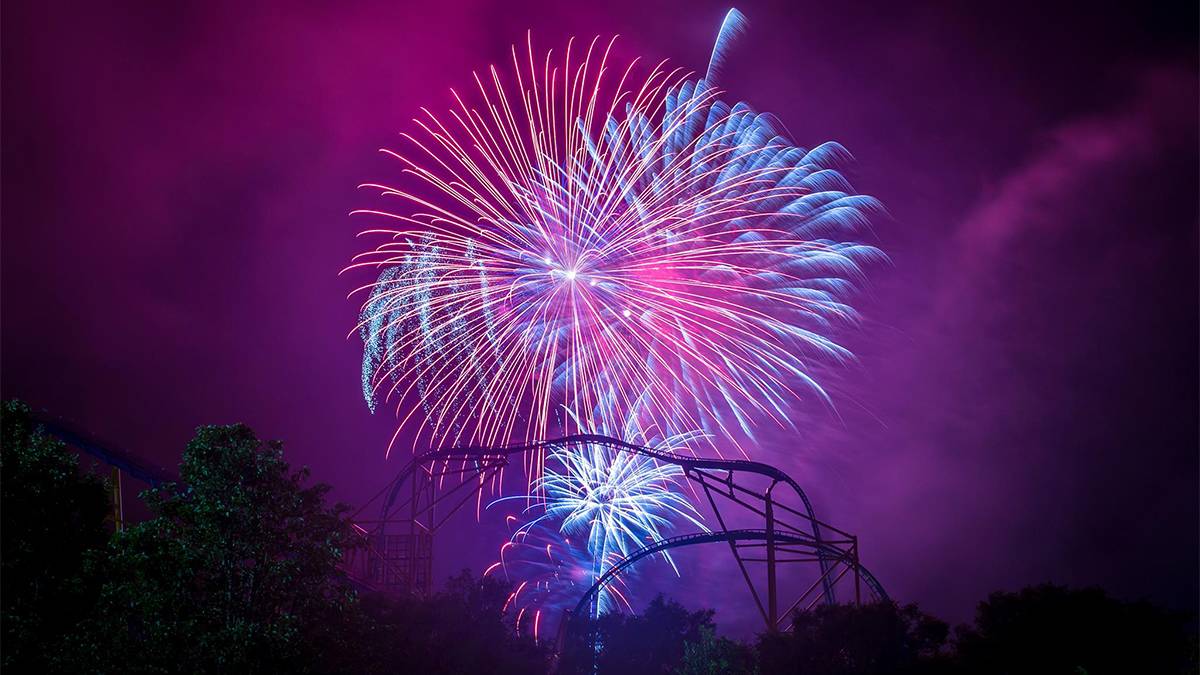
<box><xmin>346</xmin><ymin>8</ymin><xmax>886</xmax><ymax>641</ymax></box>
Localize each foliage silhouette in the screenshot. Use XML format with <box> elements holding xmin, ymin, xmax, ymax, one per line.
<box><xmin>1</xmin><ymin>402</ymin><xmax>1194</xmax><ymax>674</ymax></box>
<box><xmin>329</xmin><ymin>569</ymin><xmax>547</xmax><ymax>674</ymax></box>
<box><xmin>756</xmin><ymin>601</ymin><xmax>952</xmax><ymax>675</ymax></box>
<box><xmin>676</xmin><ymin>625</ymin><xmax>756</xmax><ymax>675</ymax></box>
<box><xmin>954</xmin><ymin>584</ymin><xmax>1195</xmax><ymax>675</ymax></box>
<box><xmin>560</xmin><ymin>595</ymin><xmax>735</xmax><ymax>674</ymax></box>
<box><xmin>1</xmin><ymin>400</ymin><xmax>111</xmax><ymax>673</ymax></box>
<box><xmin>63</xmin><ymin>424</ymin><xmax>360</xmax><ymax>674</ymax></box>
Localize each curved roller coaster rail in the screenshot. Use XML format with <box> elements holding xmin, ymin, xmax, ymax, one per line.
<box><xmin>346</xmin><ymin>434</ymin><xmax>886</xmax><ymax>633</ymax></box>
<box><xmin>571</xmin><ymin>529</ymin><xmax>887</xmax><ymax>629</ymax></box>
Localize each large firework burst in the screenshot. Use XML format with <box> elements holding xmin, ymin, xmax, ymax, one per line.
<box><xmin>348</xmin><ymin>9</ymin><xmax>882</xmax><ymax>460</ymax></box>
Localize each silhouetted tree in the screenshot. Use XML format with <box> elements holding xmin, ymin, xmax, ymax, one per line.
<box><xmin>757</xmin><ymin>601</ymin><xmax>951</xmax><ymax>675</ymax></box>
<box><xmin>62</xmin><ymin>424</ymin><xmax>360</xmax><ymax>674</ymax></box>
<box><xmin>8</xmin><ymin>404</ymin><xmax>1193</xmax><ymax>674</ymax></box>
<box><xmin>335</xmin><ymin>570</ymin><xmax>548</xmax><ymax>674</ymax></box>
<box><xmin>560</xmin><ymin>595</ymin><xmax>720</xmax><ymax>674</ymax></box>
<box><xmin>953</xmin><ymin>584</ymin><xmax>1194</xmax><ymax>675</ymax></box>
<box><xmin>1</xmin><ymin>400</ymin><xmax>111</xmax><ymax>673</ymax></box>
<box><xmin>675</xmin><ymin>625</ymin><xmax>756</xmax><ymax>675</ymax></box>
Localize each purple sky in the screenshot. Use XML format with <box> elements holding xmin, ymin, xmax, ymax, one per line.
<box><xmin>4</xmin><ymin>0</ymin><xmax>1196</xmax><ymax>633</ymax></box>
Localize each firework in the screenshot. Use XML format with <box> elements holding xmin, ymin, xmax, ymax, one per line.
<box><xmin>348</xmin><ymin>10</ymin><xmax>882</xmax><ymax>459</ymax></box>
<box><xmin>486</xmin><ymin>525</ymin><xmax>625</xmax><ymax>642</ymax></box>
<box><xmin>489</xmin><ymin>398</ymin><xmax>705</xmax><ymax>621</ymax></box>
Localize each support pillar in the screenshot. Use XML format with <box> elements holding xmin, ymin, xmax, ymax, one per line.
<box><xmin>110</xmin><ymin>467</ymin><xmax>123</xmax><ymax>532</ymax></box>
<box><xmin>765</xmin><ymin>484</ymin><xmax>778</xmax><ymax>630</ymax></box>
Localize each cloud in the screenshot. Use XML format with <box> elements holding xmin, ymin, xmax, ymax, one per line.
<box><xmin>949</xmin><ymin>67</ymin><xmax>1197</xmax><ymax>286</ymax></box>
<box><xmin>846</xmin><ymin>64</ymin><xmax>1199</xmax><ymax>622</ymax></box>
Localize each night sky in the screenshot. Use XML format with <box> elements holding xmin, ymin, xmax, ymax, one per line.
<box><xmin>3</xmin><ymin>0</ymin><xmax>1196</xmax><ymax>633</ymax></box>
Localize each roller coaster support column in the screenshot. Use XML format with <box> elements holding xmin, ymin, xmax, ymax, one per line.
<box><xmin>110</xmin><ymin>467</ymin><xmax>124</xmax><ymax>532</ymax></box>
<box><xmin>765</xmin><ymin>481</ymin><xmax>778</xmax><ymax>630</ymax></box>
<box><xmin>853</xmin><ymin>535</ymin><xmax>861</xmax><ymax>606</ymax></box>
<box><xmin>408</xmin><ymin>465</ymin><xmax>419</xmax><ymax>592</ymax></box>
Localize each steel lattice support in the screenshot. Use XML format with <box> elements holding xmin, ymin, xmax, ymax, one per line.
<box><xmin>347</xmin><ymin>452</ymin><xmax>508</xmax><ymax>596</ymax></box>
<box><xmin>569</xmin><ymin>529</ymin><xmax>886</xmax><ymax>622</ymax></box>
<box><xmin>346</xmin><ymin>434</ymin><xmax>886</xmax><ymax>631</ymax></box>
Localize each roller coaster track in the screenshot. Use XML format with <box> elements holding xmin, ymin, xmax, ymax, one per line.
<box><xmin>571</xmin><ymin>529</ymin><xmax>888</xmax><ymax>622</ymax></box>
<box><xmin>351</xmin><ymin>433</ymin><xmax>885</xmax><ymax>630</ymax></box>
<box><xmin>36</xmin><ymin>415</ymin><xmax>174</xmax><ymax>487</ymax></box>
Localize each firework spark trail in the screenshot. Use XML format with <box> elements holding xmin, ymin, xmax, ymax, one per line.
<box><xmin>347</xmin><ymin>11</ymin><xmax>883</xmax><ymax>473</ymax></box>
<box><xmin>489</xmin><ymin>398</ymin><xmax>706</xmax><ymax>623</ymax></box>
<box><xmin>488</xmin><ymin>526</ymin><xmax>628</xmax><ymax>642</ymax></box>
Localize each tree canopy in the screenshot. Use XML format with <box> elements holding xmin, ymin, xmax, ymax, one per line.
<box><xmin>336</xmin><ymin>570</ymin><xmax>547</xmax><ymax>674</ymax></box>
<box><xmin>954</xmin><ymin>584</ymin><xmax>1195</xmax><ymax>675</ymax></box>
<box><xmin>559</xmin><ymin>594</ymin><xmax>746</xmax><ymax>674</ymax></box>
<box><xmin>65</xmin><ymin>424</ymin><xmax>360</xmax><ymax>674</ymax></box>
<box><xmin>1</xmin><ymin>401</ymin><xmax>1193</xmax><ymax>674</ymax></box>
<box><xmin>757</xmin><ymin>601</ymin><xmax>952</xmax><ymax>675</ymax></box>
<box><xmin>1</xmin><ymin>400</ymin><xmax>111</xmax><ymax>673</ymax></box>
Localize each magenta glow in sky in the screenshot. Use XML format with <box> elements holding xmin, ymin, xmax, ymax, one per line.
<box><xmin>2</xmin><ymin>0</ymin><xmax>1195</xmax><ymax>634</ymax></box>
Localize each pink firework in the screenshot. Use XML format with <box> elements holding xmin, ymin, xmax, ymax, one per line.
<box><xmin>347</xmin><ymin>14</ymin><xmax>882</xmax><ymax>461</ymax></box>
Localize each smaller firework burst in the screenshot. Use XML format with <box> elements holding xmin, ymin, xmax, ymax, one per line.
<box><xmin>491</xmin><ymin>401</ymin><xmax>706</xmax><ymax>624</ymax></box>
<box><xmin>486</xmin><ymin>525</ymin><xmax>629</xmax><ymax>643</ymax></box>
